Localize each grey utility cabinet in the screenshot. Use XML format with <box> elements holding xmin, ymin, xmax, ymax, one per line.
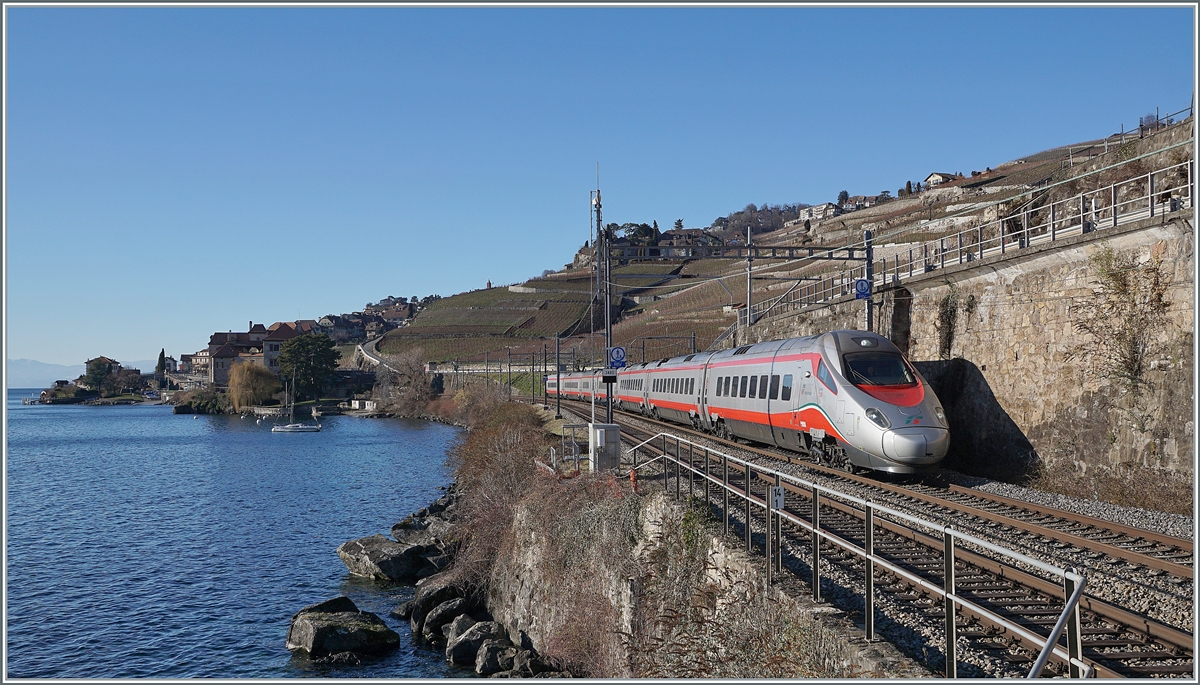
<box><xmin>588</xmin><ymin>423</ymin><xmax>621</xmax><ymax>473</ymax></box>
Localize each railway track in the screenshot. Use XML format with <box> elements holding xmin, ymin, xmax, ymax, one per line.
<box><xmin>553</xmin><ymin>399</ymin><xmax>1194</xmax><ymax>678</ymax></box>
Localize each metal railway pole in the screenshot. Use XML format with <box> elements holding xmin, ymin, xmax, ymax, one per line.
<box><xmin>674</xmin><ymin>438</ymin><xmax>681</xmax><ymax>501</ymax></box>
<box><xmin>1065</xmin><ymin>570</ymin><xmax>1084</xmax><ymax>678</ymax></box>
<box><xmin>554</xmin><ymin>338</ymin><xmax>561</xmax><ymax>419</ymax></box>
<box><xmin>864</xmin><ymin>230</ymin><xmax>874</xmax><ymax>332</ymax></box>
<box><xmin>744</xmin><ymin>464</ymin><xmax>753</xmax><ymax>553</ymax></box>
<box><xmin>774</xmin><ymin>473</ymin><xmax>782</xmax><ymax>573</ymax></box>
<box><xmin>865</xmin><ymin>503</ymin><xmax>875</xmax><ymax>642</ymax></box>
<box><xmin>766</xmin><ymin>491</ymin><xmax>773</xmax><ymax>586</ymax></box>
<box><xmin>811</xmin><ymin>483</ymin><xmax>821</xmax><ymax>602</ymax></box>
<box><xmin>944</xmin><ymin>528</ymin><xmax>957</xmax><ymax>679</ymax></box>
<box><xmin>722</xmin><ymin>455</ymin><xmax>729</xmax><ymax>535</ymax></box>
<box><xmin>1149</xmin><ymin>172</ymin><xmax>1155</xmax><ymax>218</ymax></box>
<box><xmin>542</xmin><ymin>345</ymin><xmax>548</xmax><ymax>409</ymax></box>
<box><xmin>688</xmin><ymin>443</ymin><xmax>694</xmax><ymax>500</ymax></box>
<box><xmin>703</xmin><ymin>447</ymin><xmax>710</xmax><ymax>509</ymax></box>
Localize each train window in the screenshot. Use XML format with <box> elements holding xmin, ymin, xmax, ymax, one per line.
<box><xmin>739</xmin><ymin>376</ymin><xmax>748</xmax><ymax>398</ymax></box>
<box><xmin>842</xmin><ymin>351</ymin><xmax>916</xmax><ymax>387</ymax></box>
<box><xmin>769</xmin><ymin>375</ymin><xmax>780</xmax><ymax>399</ymax></box>
<box><xmin>759</xmin><ymin>375</ymin><xmax>769</xmax><ymax>399</ymax></box>
<box><xmin>781</xmin><ymin>374</ymin><xmax>793</xmax><ymax>401</ymax></box>
<box><xmin>748</xmin><ymin>375</ymin><xmax>758</xmax><ymax>397</ymax></box>
<box><xmin>816</xmin><ymin>359</ymin><xmax>838</xmax><ymax>395</ymax></box>
<box><xmin>714</xmin><ymin>378</ymin><xmax>722</xmax><ymax>396</ymax></box>
<box><xmin>673</xmin><ymin>378</ymin><xmax>678</xmax><ymax>394</ymax></box>
<box><xmin>722</xmin><ymin>377</ymin><xmax>730</xmax><ymax>396</ymax></box>
<box><xmin>689</xmin><ymin>378</ymin><xmax>694</xmax><ymax>395</ymax></box>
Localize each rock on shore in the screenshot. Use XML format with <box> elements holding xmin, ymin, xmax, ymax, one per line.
<box><xmin>285</xmin><ymin>596</ymin><xmax>400</xmax><ymax>662</ymax></box>
<box><xmin>336</xmin><ymin>534</ymin><xmax>441</xmax><ymax>582</ymax></box>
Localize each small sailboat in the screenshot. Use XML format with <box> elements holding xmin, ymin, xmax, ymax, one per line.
<box><xmin>272</xmin><ymin>373</ymin><xmax>322</xmax><ymax>433</ymax></box>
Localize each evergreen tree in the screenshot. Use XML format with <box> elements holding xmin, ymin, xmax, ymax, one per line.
<box><xmin>673</xmin><ymin>218</ymin><xmax>684</xmax><ymax>230</ymax></box>
<box><xmin>905</xmin><ymin>180</ymin><xmax>913</xmax><ymax>195</ymax></box>
<box><xmin>277</xmin><ymin>334</ymin><xmax>340</xmax><ymax>401</ymax></box>
<box><xmin>837</xmin><ymin>190</ymin><xmax>849</xmax><ymax>206</ymax></box>
<box><xmin>156</xmin><ymin>348</ymin><xmax>166</xmax><ymax>374</ymax></box>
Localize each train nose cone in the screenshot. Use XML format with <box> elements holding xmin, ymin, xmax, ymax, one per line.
<box><xmin>883</xmin><ymin>427</ymin><xmax>950</xmax><ymax>461</ymax></box>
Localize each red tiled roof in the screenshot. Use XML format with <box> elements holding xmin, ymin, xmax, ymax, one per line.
<box><xmin>264</xmin><ymin>326</ymin><xmax>299</xmax><ymax>342</ymax></box>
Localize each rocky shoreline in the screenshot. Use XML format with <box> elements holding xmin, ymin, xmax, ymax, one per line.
<box><xmin>286</xmin><ymin>483</ymin><xmax>569</xmax><ymax>677</ymax></box>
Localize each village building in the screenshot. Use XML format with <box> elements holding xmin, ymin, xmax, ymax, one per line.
<box><xmin>657</xmin><ymin>228</ymin><xmax>712</xmax><ymax>247</ymax></box>
<box><xmin>924</xmin><ymin>172</ymin><xmax>961</xmax><ymax>187</ymax></box>
<box><xmin>264</xmin><ymin>322</ymin><xmax>302</xmax><ymax>373</ymax></box>
<box><xmin>799</xmin><ymin>203</ymin><xmax>843</xmax><ymax>221</ymax></box>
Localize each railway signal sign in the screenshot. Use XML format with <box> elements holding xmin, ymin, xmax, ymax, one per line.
<box><xmin>607</xmin><ymin>346</ymin><xmax>626</xmax><ymax>369</ymax></box>
<box><xmin>855</xmin><ymin>278</ymin><xmax>871</xmax><ymax>299</ymax></box>
<box><xmin>770</xmin><ymin>486</ymin><xmax>785</xmax><ymax>510</ymax></box>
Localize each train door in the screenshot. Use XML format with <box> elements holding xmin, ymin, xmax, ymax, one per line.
<box><xmin>766</xmin><ymin>353</ymin><xmax>785</xmax><ymax>447</ymax></box>
<box><xmin>793</xmin><ymin>359</ymin><xmax>814</xmax><ymax>435</ymax></box>
<box><xmin>697</xmin><ymin>361</ymin><xmax>712</xmax><ymax>430</ymax></box>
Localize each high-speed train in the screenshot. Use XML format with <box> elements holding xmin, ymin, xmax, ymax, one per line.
<box><xmin>547</xmin><ymin>330</ymin><xmax>949</xmax><ymax>475</ymax></box>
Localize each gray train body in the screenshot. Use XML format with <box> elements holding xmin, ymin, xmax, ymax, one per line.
<box><xmin>547</xmin><ymin>330</ymin><xmax>949</xmax><ymax>475</ymax></box>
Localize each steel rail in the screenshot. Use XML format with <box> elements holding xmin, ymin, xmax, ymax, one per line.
<box><xmin>946</xmin><ymin>484</ymin><xmax>1194</xmax><ymax>553</ymax></box>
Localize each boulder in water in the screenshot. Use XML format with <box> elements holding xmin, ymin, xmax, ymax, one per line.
<box><xmin>285</xmin><ymin>596</ymin><xmax>400</xmax><ymax>661</ymax></box>
<box><xmin>337</xmin><ymin>534</ymin><xmax>434</xmax><ymax>581</ymax></box>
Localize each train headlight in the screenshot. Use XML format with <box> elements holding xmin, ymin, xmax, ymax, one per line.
<box><xmin>864</xmin><ymin>407</ymin><xmax>890</xmax><ymax>429</ymax></box>
<box><xmin>934</xmin><ymin>406</ymin><xmax>946</xmax><ymax>425</ymax></box>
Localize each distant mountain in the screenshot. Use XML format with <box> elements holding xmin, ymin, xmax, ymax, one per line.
<box><xmin>5</xmin><ymin>359</ymin><xmax>85</xmax><ymax>390</ymax></box>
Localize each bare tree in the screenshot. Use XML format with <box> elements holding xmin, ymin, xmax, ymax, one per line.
<box><xmin>374</xmin><ymin>347</ymin><xmax>435</xmax><ymax>415</ymax></box>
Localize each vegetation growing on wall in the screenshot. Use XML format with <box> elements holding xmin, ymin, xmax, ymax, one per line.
<box><xmin>936</xmin><ymin>283</ymin><xmax>959</xmax><ymax>360</ymax></box>
<box><xmin>1067</xmin><ymin>247</ymin><xmax>1169</xmax><ymax>397</ymax></box>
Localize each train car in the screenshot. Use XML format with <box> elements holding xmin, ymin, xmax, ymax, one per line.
<box><xmin>545</xmin><ymin>329</ymin><xmax>948</xmax><ymax>475</ymax></box>
<box><xmin>615</xmin><ymin>362</ymin><xmax>650</xmax><ymax>414</ymax></box>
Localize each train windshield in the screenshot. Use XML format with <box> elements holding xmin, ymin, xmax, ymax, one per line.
<box><xmin>842</xmin><ymin>352</ymin><xmax>916</xmax><ymax>387</ymax></box>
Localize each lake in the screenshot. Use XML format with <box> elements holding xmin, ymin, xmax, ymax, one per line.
<box><xmin>5</xmin><ymin>388</ymin><xmax>468</xmax><ymax>678</ymax></box>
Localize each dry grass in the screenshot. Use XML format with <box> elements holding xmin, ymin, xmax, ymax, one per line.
<box><xmin>626</xmin><ymin>498</ymin><xmax>856</xmax><ymax>678</ymax></box>
<box><xmin>1028</xmin><ymin>456</ymin><xmax>1193</xmax><ymax>516</ymax></box>
<box><xmin>441</xmin><ymin>398</ymin><xmax>551</xmax><ymax>595</ymax></box>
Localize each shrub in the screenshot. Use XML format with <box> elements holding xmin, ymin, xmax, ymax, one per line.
<box><xmin>444</xmin><ymin>402</ymin><xmax>549</xmax><ymax>594</ymax></box>
<box><xmin>227</xmin><ymin>363</ymin><xmax>281</xmax><ymax>410</ymax></box>
<box><xmin>173</xmin><ymin>389</ymin><xmax>229</xmax><ymax>414</ymax></box>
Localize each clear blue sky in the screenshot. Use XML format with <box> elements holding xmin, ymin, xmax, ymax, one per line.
<box><xmin>4</xmin><ymin>5</ymin><xmax>1195</xmax><ymax>366</ymax></box>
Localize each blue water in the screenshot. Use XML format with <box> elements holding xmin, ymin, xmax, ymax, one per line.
<box><xmin>5</xmin><ymin>389</ymin><xmax>468</xmax><ymax>678</ymax></box>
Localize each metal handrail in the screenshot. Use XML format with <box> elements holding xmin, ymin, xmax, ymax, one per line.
<box><xmin>748</xmin><ymin>146</ymin><xmax>1193</xmax><ymax>324</ymax></box>
<box><xmin>1030</xmin><ymin>575</ymin><xmax>1091</xmax><ymax>679</ymax></box>
<box><xmin>630</xmin><ymin>431</ymin><xmax>1092</xmax><ymax>678</ymax></box>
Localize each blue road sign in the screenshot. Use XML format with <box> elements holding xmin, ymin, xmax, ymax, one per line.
<box><xmin>855</xmin><ymin>279</ymin><xmax>871</xmax><ymax>299</ymax></box>
<box><xmin>608</xmin><ymin>346</ymin><xmax>626</xmax><ymax>368</ymax></box>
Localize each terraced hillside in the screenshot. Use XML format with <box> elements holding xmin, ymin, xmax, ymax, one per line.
<box><xmin>375</xmin><ymin>116</ymin><xmax>1191</xmax><ymax>369</ymax></box>
<box><xmin>378</xmin><ymin>264</ymin><xmax>683</xmax><ymax>362</ymax></box>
